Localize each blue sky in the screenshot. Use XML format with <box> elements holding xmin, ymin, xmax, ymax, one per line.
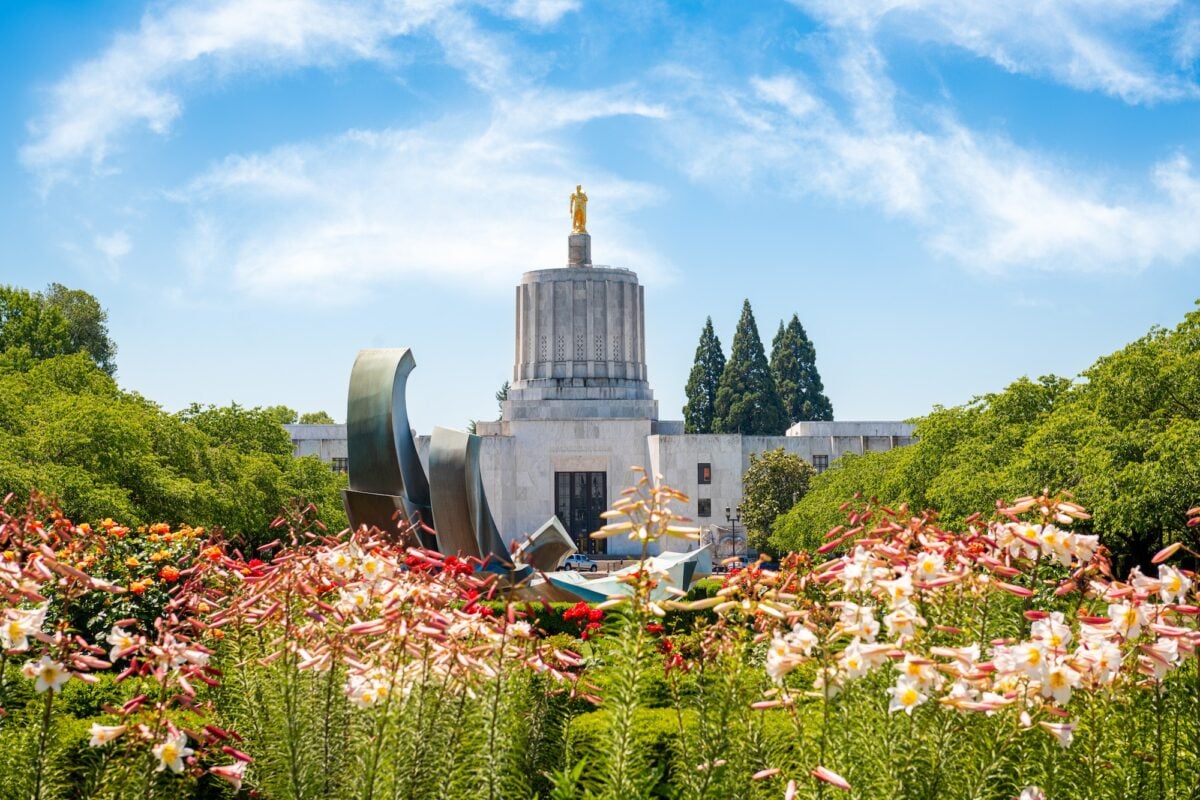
<box><xmin>2</xmin><ymin>0</ymin><xmax>1199</xmax><ymax>429</ymax></box>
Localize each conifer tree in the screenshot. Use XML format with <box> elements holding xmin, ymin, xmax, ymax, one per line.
<box><xmin>713</xmin><ymin>300</ymin><xmax>789</xmax><ymax>435</ymax></box>
<box><xmin>682</xmin><ymin>317</ymin><xmax>725</xmax><ymax>433</ymax></box>
<box><xmin>770</xmin><ymin>313</ymin><xmax>834</xmax><ymax>423</ymax></box>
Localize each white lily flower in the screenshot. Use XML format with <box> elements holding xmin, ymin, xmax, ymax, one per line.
<box><xmin>24</xmin><ymin>655</ymin><xmax>70</xmax><ymax>693</ymax></box>
<box><xmin>887</xmin><ymin>676</ymin><xmax>926</xmax><ymax>715</ymax></box>
<box><xmin>153</xmin><ymin>732</ymin><xmax>194</xmax><ymax>773</ymax></box>
<box><xmin>106</xmin><ymin>625</ymin><xmax>137</xmax><ymax>660</ymax></box>
<box><xmin>1</xmin><ymin>604</ymin><xmax>47</xmax><ymax>652</ymax></box>
<box><xmin>1157</xmin><ymin>566</ymin><xmax>1192</xmax><ymax>604</ymax></box>
<box><xmin>88</xmin><ymin>724</ymin><xmax>126</xmax><ymax>747</ymax></box>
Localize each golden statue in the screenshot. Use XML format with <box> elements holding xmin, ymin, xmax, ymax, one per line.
<box><xmin>570</xmin><ymin>184</ymin><xmax>588</xmax><ymax>234</ymax></box>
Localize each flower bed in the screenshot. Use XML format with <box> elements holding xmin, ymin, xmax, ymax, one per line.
<box><xmin>0</xmin><ymin>479</ymin><xmax>1197</xmax><ymax>800</ymax></box>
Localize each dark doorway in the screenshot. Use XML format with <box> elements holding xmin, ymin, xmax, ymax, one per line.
<box><xmin>554</xmin><ymin>471</ymin><xmax>608</xmax><ymax>554</ymax></box>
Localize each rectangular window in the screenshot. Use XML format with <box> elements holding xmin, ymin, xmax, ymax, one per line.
<box><xmin>813</xmin><ymin>454</ymin><xmax>829</xmax><ymax>474</ymax></box>
<box><xmin>331</xmin><ymin>457</ymin><xmax>349</xmax><ymax>474</ymax></box>
<box><xmin>697</xmin><ymin>462</ymin><xmax>712</xmax><ymax>485</ymax></box>
<box><xmin>697</xmin><ymin>498</ymin><xmax>711</xmax><ymax>518</ymax></box>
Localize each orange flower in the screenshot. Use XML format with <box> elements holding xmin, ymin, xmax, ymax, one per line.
<box><xmin>159</xmin><ymin>566</ymin><xmax>181</xmax><ymax>583</ymax></box>
<box><xmin>100</xmin><ymin>518</ymin><xmax>116</xmax><ymax>530</ymax></box>
<box><xmin>148</xmin><ymin>534</ymin><xmax>160</xmax><ymax>543</ymax></box>
<box><xmin>77</xmin><ymin>523</ymin><xmax>92</xmax><ymax>534</ymax></box>
<box><xmin>202</xmin><ymin>546</ymin><xmax>222</xmax><ymax>562</ymax></box>
<box><xmin>125</xmin><ymin>556</ymin><xmax>140</xmax><ymax>568</ymax></box>
<box><xmin>150</xmin><ymin>550</ymin><xmax>170</xmax><ymax>563</ymax></box>
<box><xmin>212</xmin><ymin>629</ymin><xmax>225</xmax><ymax>640</ymax></box>
<box><xmin>3</xmin><ymin>550</ymin><xmax>17</xmax><ymax>563</ymax></box>
<box><xmin>151</xmin><ymin>522</ymin><xmax>171</xmax><ymax>535</ymax></box>
<box><xmin>197</xmin><ymin>601</ymin><xmax>210</xmax><ymax>613</ymax></box>
<box><xmin>110</xmin><ymin>526</ymin><xmax>128</xmax><ymax>539</ymax></box>
<box><xmin>129</xmin><ymin>581</ymin><xmax>147</xmax><ymax>595</ymax></box>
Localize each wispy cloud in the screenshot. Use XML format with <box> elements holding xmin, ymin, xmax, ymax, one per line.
<box><xmin>180</xmin><ymin>86</ymin><xmax>669</xmax><ymax>300</ymax></box>
<box><xmin>94</xmin><ymin>230</ymin><xmax>132</xmax><ymax>263</ymax></box>
<box><xmin>662</xmin><ymin>4</ymin><xmax>1200</xmax><ymax>273</ymax></box>
<box><xmin>789</xmin><ymin>0</ymin><xmax>1199</xmax><ymax>104</ymax></box>
<box><xmin>20</xmin><ymin>0</ymin><xmax>581</xmax><ymax>178</ymax></box>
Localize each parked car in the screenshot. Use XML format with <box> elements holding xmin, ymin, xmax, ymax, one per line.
<box><xmin>562</xmin><ymin>553</ymin><xmax>599</xmax><ymax>572</ymax></box>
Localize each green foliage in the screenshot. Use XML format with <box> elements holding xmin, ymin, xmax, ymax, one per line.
<box><xmin>298</xmin><ymin>410</ymin><xmax>335</xmax><ymax>424</ymax></box>
<box><xmin>40</xmin><ymin>283</ymin><xmax>118</xmax><ymax>377</ymax></box>
<box><xmin>769</xmin><ymin>314</ymin><xmax>832</xmax><ymax>423</ymax></box>
<box><xmin>740</xmin><ymin>448</ymin><xmax>815</xmax><ymax>554</ymax></box>
<box><xmin>774</xmin><ymin>300</ymin><xmax>1200</xmax><ymax>569</ymax></box>
<box><xmin>713</xmin><ymin>301</ymin><xmax>788</xmax><ymax>436</ymax></box>
<box><xmin>772</xmin><ymin>448</ymin><xmax>915</xmax><ymax>554</ymax></box>
<box><xmin>495</xmin><ymin>380</ymin><xmax>510</xmax><ymax>420</ymax></box>
<box><xmin>0</xmin><ymin>356</ymin><xmax>346</xmax><ymax>548</ymax></box>
<box><xmin>683</xmin><ymin>317</ymin><xmax>725</xmax><ymax>434</ymax></box>
<box><xmin>0</xmin><ymin>285</ymin><xmax>72</xmax><ymax>362</ymax></box>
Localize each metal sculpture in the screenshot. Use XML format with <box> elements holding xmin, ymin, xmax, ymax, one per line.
<box><xmin>428</xmin><ymin>426</ymin><xmax>514</xmax><ymax>574</ymax></box>
<box><xmin>343</xmin><ymin>347</ymin><xmax>710</xmax><ymax>601</ymax></box>
<box><xmin>343</xmin><ymin>349</ymin><xmax>433</xmax><ymax>545</ymax></box>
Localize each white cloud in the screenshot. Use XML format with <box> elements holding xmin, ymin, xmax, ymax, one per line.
<box><xmin>669</xmin><ymin>49</ymin><xmax>1200</xmax><ymax>273</ymax></box>
<box><xmin>180</xmin><ymin>88</ymin><xmax>670</xmax><ymax>300</ymax></box>
<box><xmin>94</xmin><ymin>230</ymin><xmax>132</xmax><ymax>263</ymax></box>
<box><xmin>504</xmin><ymin>0</ymin><xmax>581</xmax><ymax>26</ymax></box>
<box><xmin>21</xmin><ymin>0</ymin><xmax>582</xmax><ymax>177</ymax></box>
<box><xmin>790</xmin><ymin>0</ymin><xmax>1198</xmax><ymax>104</ymax></box>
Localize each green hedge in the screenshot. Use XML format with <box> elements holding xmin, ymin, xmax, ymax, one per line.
<box><xmin>477</xmin><ymin>598</ymin><xmax>720</xmax><ymax>639</ymax></box>
<box><xmin>566</xmin><ymin>707</ymin><xmax>799</xmax><ymax>790</ymax></box>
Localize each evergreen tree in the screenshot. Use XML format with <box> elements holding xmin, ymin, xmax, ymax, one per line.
<box><xmin>682</xmin><ymin>317</ymin><xmax>725</xmax><ymax>433</ymax></box>
<box><xmin>770</xmin><ymin>314</ymin><xmax>834</xmax><ymax>423</ymax></box>
<box><xmin>713</xmin><ymin>300</ymin><xmax>789</xmax><ymax>435</ymax></box>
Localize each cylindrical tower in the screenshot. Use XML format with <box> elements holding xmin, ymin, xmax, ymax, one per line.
<box><xmin>503</xmin><ymin>229</ymin><xmax>657</xmax><ymax>421</ymax></box>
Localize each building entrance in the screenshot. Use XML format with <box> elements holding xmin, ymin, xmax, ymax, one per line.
<box><xmin>554</xmin><ymin>471</ymin><xmax>608</xmax><ymax>554</ymax></box>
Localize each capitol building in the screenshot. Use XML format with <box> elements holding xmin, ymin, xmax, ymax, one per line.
<box><xmin>288</xmin><ymin>195</ymin><xmax>913</xmax><ymax>557</ymax></box>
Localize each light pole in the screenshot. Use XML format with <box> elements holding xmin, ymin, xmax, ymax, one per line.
<box><xmin>725</xmin><ymin>504</ymin><xmax>742</xmax><ymax>558</ymax></box>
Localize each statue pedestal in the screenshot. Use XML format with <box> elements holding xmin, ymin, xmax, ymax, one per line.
<box><xmin>568</xmin><ymin>233</ymin><xmax>591</xmax><ymax>266</ymax></box>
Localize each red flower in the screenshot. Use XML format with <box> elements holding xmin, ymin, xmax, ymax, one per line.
<box><xmin>562</xmin><ymin>602</ymin><xmax>590</xmax><ymax>622</ymax></box>
<box><xmin>587</xmin><ymin>608</ymin><xmax>604</xmax><ymax>623</ymax></box>
<box><xmin>646</xmin><ymin>623</ymin><xmax>664</xmax><ymax>635</ymax></box>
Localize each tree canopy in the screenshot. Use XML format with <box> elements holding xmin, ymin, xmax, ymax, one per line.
<box><xmin>740</xmin><ymin>447</ymin><xmax>815</xmax><ymax>555</ymax></box>
<box><xmin>770</xmin><ymin>314</ymin><xmax>833</xmax><ymax>423</ymax></box>
<box><xmin>0</xmin><ymin>352</ymin><xmax>346</xmax><ymax>548</ymax></box>
<box><xmin>682</xmin><ymin>317</ymin><xmax>725</xmax><ymax>433</ymax></box>
<box><xmin>772</xmin><ymin>300</ymin><xmax>1200</xmax><ymax>571</ymax></box>
<box><xmin>41</xmin><ymin>282</ymin><xmax>118</xmax><ymax>376</ymax></box>
<box><xmin>0</xmin><ymin>284</ymin><xmax>119</xmax><ymax>376</ymax></box>
<box><xmin>713</xmin><ymin>300</ymin><xmax>789</xmax><ymax>436</ymax></box>
<box><xmin>299</xmin><ymin>410</ymin><xmax>336</xmax><ymax>424</ymax></box>
<box><xmin>0</xmin><ymin>285</ymin><xmax>72</xmax><ymax>362</ymax></box>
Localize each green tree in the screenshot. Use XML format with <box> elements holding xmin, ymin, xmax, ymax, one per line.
<box><xmin>299</xmin><ymin>410</ymin><xmax>335</xmax><ymax>424</ymax></box>
<box><xmin>0</xmin><ymin>286</ymin><xmax>72</xmax><ymax>360</ymax></box>
<box><xmin>495</xmin><ymin>380</ymin><xmax>510</xmax><ymax>420</ymax></box>
<box><xmin>770</xmin><ymin>314</ymin><xmax>833</xmax><ymax>423</ymax></box>
<box><xmin>40</xmin><ymin>283</ymin><xmax>118</xmax><ymax>376</ymax></box>
<box><xmin>682</xmin><ymin>317</ymin><xmax>725</xmax><ymax>433</ymax></box>
<box><xmin>741</xmin><ymin>448</ymin><xmax>815</xmax><ymax>554</ymax></box>
<box><xmin>178</xmin><ymin>403</ymin><xmax>296</xmax><ymax>457</ymax></box>
<box><xmin>772</xmin><ymin>299</ymin><xmax>1200</xmax><ymax>572</ymax></box>
<box><xmin>713</xmin><ymin>300</ymin><xmax>788</xmax><ymax>435</ymax></box>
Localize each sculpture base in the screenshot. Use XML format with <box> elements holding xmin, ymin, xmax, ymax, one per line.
<box><xmin>568</xmin><ymin>233</ymin><xmax>591</xmax><ymax>266</ymax></box>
